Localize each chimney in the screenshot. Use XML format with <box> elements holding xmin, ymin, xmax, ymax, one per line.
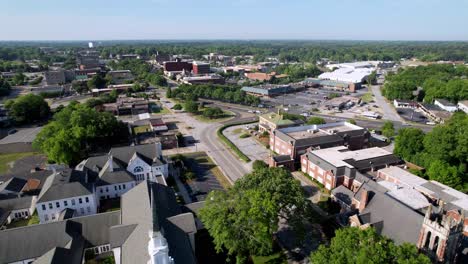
<box><xmin>358</xmin><ymin>188</ymin><xmax>369</xmax><ymax>212</ymax></box>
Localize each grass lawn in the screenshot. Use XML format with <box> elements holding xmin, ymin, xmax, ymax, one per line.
<box><xmin>251</xmin><ymin>252</ymin><xmax>287</xmax><ymax>264</ymax></box>
<box><xmin>232</xmin><ymin>128</ymin><xmax>244</xmax><ymax>134</ymax></box>
<box><xmin>152</xmin><ymin>105</ymin><xmax>171</xmax><ymax>115</ymax></box>
<box><xmin>0</xmin><ymin>152</ymin><xmax>38</xmax><ymax>174</ymax></box>
<box><xmin>361</xmin><ymin>92</ymin><xmax>374</xmax><ymax>103</ymax></box>
<box><xmin>133</xmin><ymin>125</ymin><xmax>152</xmax><ymax>134</ymax></box>
<box><xmin>7</xmin><ymin>212</ymin><xmax>40</xmax><ymax>229</ymax></box>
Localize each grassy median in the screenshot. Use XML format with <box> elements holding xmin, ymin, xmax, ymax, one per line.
<box><xmin>217</xmin><ymin>121</ymin><xmax>257</xmax><ymax>163</ymax></box>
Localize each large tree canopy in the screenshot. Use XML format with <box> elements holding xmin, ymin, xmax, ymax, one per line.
<box><xmin>310</xmin><ymin>227</ymin><xmax>430</xmax><ymax>264</ymax></box>
<box><xmin>5</xmin><ymin>94</ymin><xmax>50</xmax><ymax>124</ymax></box>
<box><xmin>33</xmin><ymin>102</ymin><xmax>128</xmax><ymax>165</ymax></box>
<box><xmin>394</xmin><ymin>112</ymin><xmax>468</xmax><ymax>191</ymax></box>
<box><xmin>199</xmin><ymin>167</ymin><xmax>308</xmax><ymax>263</ymax></box>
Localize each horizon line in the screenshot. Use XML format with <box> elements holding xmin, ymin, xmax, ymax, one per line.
<box><xmin>1</xmin><ymin>38</ymin><xmax>468</xmax><ymax>42</ymax></box>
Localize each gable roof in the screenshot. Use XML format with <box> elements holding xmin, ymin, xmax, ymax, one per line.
<box><xmin>0</xmin><ymin>211</ymin><xmax>120</xmax><ymax>264</ymax></box>
<box><xmin>37</xmin><ymin>170</ymin><xmax>93</xmax><ymax>203</ymax></box>
<box><xmin>110</xmin><ymin>144</ymin><xmax>163</xmax><ymax>167</ymax></box>
<box><xmin>117</xmin><ymin>181</ymin><xmax>196</xmax><ymax>264</ymax></box>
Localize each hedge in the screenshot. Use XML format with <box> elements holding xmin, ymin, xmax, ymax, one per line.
<box><xmin>217</xmin><ymin>120</ymin><xmax>257</xmax><ymax>162</ymax></box>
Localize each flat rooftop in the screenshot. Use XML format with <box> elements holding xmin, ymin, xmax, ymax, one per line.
<box><xmin>311</xmin><ymin>146</ymin><xmax>393</xmax><ymax>168</ymax></box>
<box><xmin>378</xmin><ymin>180</ymin><xmax>430</xmax><ymax>210</ymax></box>
<box><xmin>0</xmin><ymin>127</ymin><xmax>43</xmax><ymax>144</ymax></box>
<box><xmin>279</xmin><ymin>121</ymin><xmax>363</xmax><ymax>140</ymax></box>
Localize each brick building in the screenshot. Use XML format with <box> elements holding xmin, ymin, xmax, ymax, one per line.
<box><xmin>271</xmin><ymin>122</ymin><xmax>369</xmax><ymax>164</ymax></box>
<box><xmin>301</xmin><ymin>146</ymin><xmax>401</xmax><ymax>190</ymax></box>
<box><xmin>163</xmin><ymin>58</ymin><xmax>192</xmax><ymax>73</ymax></box>
<box><xmin>192</xmin><ymin>61</ymin><xmax>211</xmax><ymax>75</ymax></box>
<box><xmin>258</xmin><ymin>112</ymin><xmax>303</xmax><ymax>133</ymax></box>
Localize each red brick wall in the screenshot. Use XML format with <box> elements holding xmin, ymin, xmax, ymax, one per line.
<box><xmin>301</xmin><ymin>155</ymin><xmax>335</xmax><ymax>190</ymax></box>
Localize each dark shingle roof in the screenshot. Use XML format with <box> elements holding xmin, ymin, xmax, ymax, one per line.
<box><xmin>0</xmin><ymin>196</ymin><xmax>34</xmax><ymax>210</ymax></box>
<box><xmin>357</xmin><ymin>182</ymin><xmax>424</xmax><ymax>245</ymax></box>
<box><xmin>0</xmin><ymin>177</ymin><xmax>27</xmax><ymax>193</ymax></box>
<box><xmin>110</xmin><ymin>144</ymin><xmax>163</xmax><ymax>167</ymax></box>
<box><xmin>37</xmin><ymin>170</ymin><xmax>93</xmax><ymax>203</ymax></box>
<box><xmin>0</xmin><ymin>211</ymin><xmax>120</xmax><ymax>264</ymax></box>
<box><xmin>331</xmin><ymin>185</ymin><xmax>354</xmax><ymax>206</ymax></box>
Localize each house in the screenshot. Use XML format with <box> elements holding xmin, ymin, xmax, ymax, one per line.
<box><xmin>258</xmin><ymin>112</ymin><xmax>304</xmax><ymax>133</ymax></box>
<box><xmin>301</xmin><ymin>146</ymin><xmax>401</xmax><ymax>190</ymax></box>
<box><xmin>457</xmin><ymin>100</ymin><xmax>468</xmax><ymax>113</ymax></box>
<box><xmin>103</xmin><ymin>97</ymin><xmax>150</xmax><ymax>116</ymax></box>
<box><xmin>0</xmin><ymin>196</ymin><xmax>37</xmax><ymax>228</ymax></box>
<box><xmin>271</xmin><ymin>122</ymin><xmax>370</xmax><ymax>165</ymax></box>
<box><xmin>35</xmin><ymin>169</ymin><xmax>97</xmax><ymax>223</ymax></box>
<box><xmin>434</xmin><ymin>99</ymin><xmax>458</xmax><ymax>112</ymax></box>
<box><xmin>0</xmin><ymin>180</ymin><xmax>198</xmax><ymax>264</ymax></box>
<box><xmin>76</xmin><ymin>143</ymin><xmax>169</xmax><ymax>185</ymax></box>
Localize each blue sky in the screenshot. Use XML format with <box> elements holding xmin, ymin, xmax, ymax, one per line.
<box><xmin>1</xmin><ymin>0</ymin><xmax>467</xmax><ymax>41</ymax></box>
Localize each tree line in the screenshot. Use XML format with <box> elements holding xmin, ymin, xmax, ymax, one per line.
<box><xmin>167</xmin><ymin>84</ymin><xmax>261</xmax><ymax>106</ymax></box>
<box><xmin>394</xmin><ymin>112</ymin><xmax>468</xmax><ymax>191</ymax></box>
<box><xmin>382</xmin><ymin>64</ymin><xmax>468</xmax><ymax>103</ymax></box>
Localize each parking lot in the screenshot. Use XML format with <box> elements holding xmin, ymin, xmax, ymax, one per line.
<box><xmin>224</xmin><ymin>125</ymin><xmax>270</xmax><ymax>165</ymax></box>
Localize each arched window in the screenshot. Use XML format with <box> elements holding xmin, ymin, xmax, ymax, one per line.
<box><xmin>134</xmin><ymin>166</ymin><xmax>144</xmax><ymax>173</ymax></box>
<box><xmin>433</xmin><ymin>236</ymin><xmax>439</xmax><ymax>252</ymax></box>
<box><xmin>424</xmin><ymin>231</ymin><xmax>432</xmax><ymax>248</ymax></box>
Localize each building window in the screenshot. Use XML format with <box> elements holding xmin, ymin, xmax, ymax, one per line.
<box><xmin>80</xmin><ymin>208</ymin><xmax>85</xmax><ymax>214</ymax></box>
<box><xmin>106</xmin><ymin>187</ymin><xmax>109</xmax><ymax>192</ymax></box>
<box><xmin>114</xmin><ymin>185</ymin><xmax>117</xmax><ymax>191</ymax></box>
<box><xmin>56</xmin><ymin>202</ymin><xmax>60</xmax><ymax>208</ymax></box>
<box><xmin>51</xmin><ymin>214</ymin><xmax>56</xmax><ymax>220</ymax></box>
<box><xmin>42</xmin><ymin>204</ymin><xmax>46</xmax><ymax>211</ymax></box>
<box><xmin>45</xmin><ymin>214</ymin><xmax>49</xmax><ymax>221</ymax></box>
<box><xmin>64</xmin><ymin>200</ymin><xmax>68</xmax><ymax>206</ymax></box>
<box><xmin>100</xmin><ymin>189</ymin><xmax>103</xmax><ymax>193</ymax></box>
<box><xmin>71</xmin><ymin>199</ymin><xmax>75</xmax><ymax>206</ymax></box>
<box><xmin>123</xmin><ymin>184</ymin><xmax>126</xmax><ymax>189</ymax></box>
<box><xmin>134</xmin><ymin>166</ymin><xmax>144</xmax><ymax>173</ymax></box>
<box><xmin>118</xmin><ymin>185</ymin><xmax>122</xmax><ymax>190</ymax></box>
<box><xmin>49</xmin><ymin>203</ymin><xmax>53</xmax><ymax>209</ymax></box>
<box><xmin>87</xmin><ymin>206</ymin><xmax>91</xmax><ymax>213</ymax></box>
<box><xmin>85</xmin><ymin>197</ymin><xmax>89</xmax><ymax>203</ymax></box>
<box><xmin>79</xmin><ymin>198</ymin><xmax>83</xmax><ymax>204</ymax></box>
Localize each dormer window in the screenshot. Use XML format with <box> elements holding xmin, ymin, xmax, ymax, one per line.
<box><xmin>134</xmin><ymin>166</ymin><xmax>144</xmax><ymax>173</ymax></box>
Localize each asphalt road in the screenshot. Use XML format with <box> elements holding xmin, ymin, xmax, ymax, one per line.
<box><xmin>370</xmin><ymin>85</ymin><xmax>403</xmax><ymax>122</ymax></box>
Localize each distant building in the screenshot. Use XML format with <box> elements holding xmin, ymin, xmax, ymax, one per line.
<box><xmin>163</xmin><ymin>58</ymin><xmax>192</xmax><ymax>73</ymax></box>
<box><xmin>241</xmin><ymin>84</ymin><xmax>292</xmax><ymax>98</ymax></box>
<box><xmin>181</xmin><ymin>74</ymin><xmax>225</xmax><ymax>85</ymax></box>
<box><xmin>44</xmin><ymin>70</ymin><xmax>66</xmax><ymax>85</ymax></box>
<box><xmin>319</xmin><ymin>61</ymin><xmax>377</xmax><ymax>89</ymax></box>
<box><xmin>77</xmin><ymin>54</ymin><xmax>100</xmax><ymax>70</ymax></box>
<box><xmin>102</xmin><ymin>97</ymin><xmax>149</xmax><ymax>116</ymax></box>
<box><xmin>244</xmin><ymin>72</ymin><xmax>288</xmax><ymax>82</ymax></box>
<box><xmin>0</xmin><ymin>127</ymin><xmax>43</xmax><ymax>154</ymax></box>
<box><xmin>107</xmin><ymin>70</ymin><xmax>134</xmax><ymax>84</ymax></box>
<box><xmin>272</xmin><ymin>122</ymin><xmax>370</xmax><ymax>169</ymax></box>
<box><xmin>301</xmin><ymin>146</ymin><xmax>401</xmax><ymax>190</ymax></box>
<box><xmin>117</xmin><ymin>54</ymin><xmax>140</xmax><ymax>60</ymax></box>
<box><xmin>324</xmin><ymin>96</ymin><xmax>361</xmax><ymax>111</ymax></box>
<box><xmin>192</xmin><ymin>61</ymin><xmax>211</xmax><ymax>75</ymax></box>
<box><xmin>457</xmin><ymin>100</ymin><xmax>468</xmax><ymax>113</ymax></box>
<box><xmin>434</xmin><ymin>99</ymin><xmax>458</xmax><ymax>112</ymax></box>
<box><xmin>304</xmin><ymin>78</ymin><xmax>359</xmax><ymax>92</ymax></box>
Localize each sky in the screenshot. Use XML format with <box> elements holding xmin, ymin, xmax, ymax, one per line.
<box><xmin>0</xmin><ymin>0</ymin><xmax>467</xmax><ymax>41</ymax></box>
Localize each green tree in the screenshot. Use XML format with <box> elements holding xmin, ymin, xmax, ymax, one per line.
<box><xmin>310</xmin><ymin>227</ymin><xmax>430</xmax><ymax>264</ymax></box>
<box><xmin>0</xmin><ymin>76</ymin><xmax>11</xmax><ymax>96</ymax></box>
<box><xmin>252</xmin><ymin>160</ymin><xmax>268</xmax><ymax>171</ymax></box>
<box><xmin>33</xmin><ymin>103</ymin><xmax>127</xmax><ymax>165</ymax></box>
<box><xmin>12</xmin><ymin>72</ymin><xmax>26</xmax><ymax>85</ymax></box>
<box><xmin>307</xmin><ymin>117</ymin><xmax>326</xmax><ymax>125</ymax></box>
<box><xmin>427</xmin><ymin>160</ymin><xmax>462</xmax><ymax>189</ymax></box>
<box><xmin>172</xmin><ymin>104</ymin><xmax>182</xmax><ymax>110</ymax></box>
<box><xmin>203</xmin><ymin>107</ymin><xmax>224</xmax><ymax>119</ymax></box>
<box><xmin>394</xmin><ymin>128</ymin><xmax>425</xmax><ymax>161</ymax></box>
<box><xmin>71</xmin><ymin>80</ymin><xmax>89</xmax><ymax>94</ymax></box>
<box><xmin>347</xmin><ymin>119</ymin><xmax>357</xmax><ymax>125</ymax></box>
<box><xmin>184</xmin><ymin>100</ymin><xmax>198</xmax><ymax>113</ymax></box>
<box><xmin>5</xmin><ymin>94</ymin><xmax>50</xmax><ymax>124</ymax></box>
<box><xmin>166</xmin><ymin>87</ymin><xmax>173</xmax><ymax>98</ymax></box>
<box><xmin>87</xmin><ymin>74</ymin><xmax>107</xmax><ymax>89</ymax></box>
<box><xmin>381</xmin><ymin>121</ymin><xmax>395</xmax><ymax>139</ymax></box>
<box><xmin>200</xmin><ymin>167</ymin><xmax>308</xmax><ymax>263</ymax></box>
